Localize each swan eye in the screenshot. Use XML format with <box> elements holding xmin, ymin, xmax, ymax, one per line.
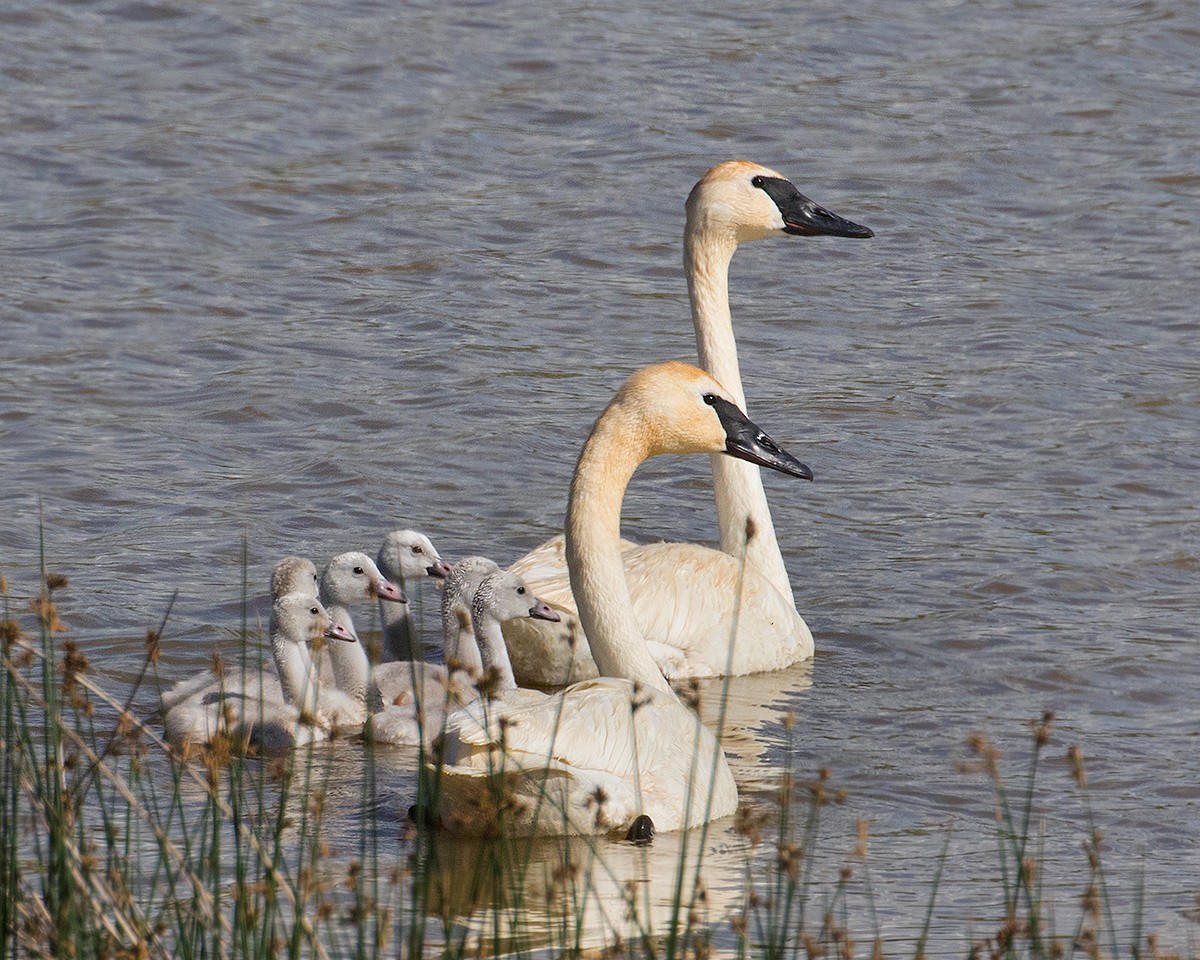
<box><xmin>702</xmin><ymin>393</ymin><xmax>718</xmax><ymax>406</ymax></box>
<box><xmin>412</xmin><ymin>546</ymin><xmax>423</xmax><ymax>554</ymax></box>
<box><xmin>353</xmin><ymin>566</ymin><xmax>364</xmax><ymax>575</ymax></box>
<box><xmin>751</xmin><ymin>175</ymin><xmax>765</xmax><ymax>188</ymax></box>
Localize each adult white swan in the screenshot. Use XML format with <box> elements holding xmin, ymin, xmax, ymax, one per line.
<box><xmin>505</xmin><ymin>161</ymin><xmax>870</xmax><ymax>684</ymax></box>
<box><xmin>436</xmin><ymin>362</ymin><xmax>813</xmax><ymax>836</ymax></box>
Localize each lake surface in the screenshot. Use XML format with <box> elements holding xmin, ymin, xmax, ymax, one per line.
<box><xmin>2</xmin><ymin>0</ymin><xmax>1198</xmax><ymax>953</ymax></box>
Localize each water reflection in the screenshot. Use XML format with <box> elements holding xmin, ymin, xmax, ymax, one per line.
<box><xmin>354</xmin><ymin>665</ymin><xmax>815</xmax><ymax>952</ymax></box>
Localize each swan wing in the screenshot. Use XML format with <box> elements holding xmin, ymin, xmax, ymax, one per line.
<box><xmin>507</xmin><ymin>543</ymin><xmax>812</xmax><ymax>683</ymax></box>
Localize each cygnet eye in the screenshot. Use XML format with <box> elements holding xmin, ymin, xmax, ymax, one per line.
<box><xmin>353</xmin><ymin>566</ymin><xmax>364</xmax><ymax>575</ymax></box>
<box><xmin>517</xmin><ymin>586</ymin><xmax>526</xmax><ymax>595</ymax></box>
<box><xmin>412</xmin><ymin>545</ymin><xmax>423</xmax><ymax>554</ymax></box>
<box><xmin>309</xmin><ymin>606</ymin><xmax>319</xmax><ymax>615</ymax></box>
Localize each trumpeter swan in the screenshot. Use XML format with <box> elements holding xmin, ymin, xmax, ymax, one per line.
<box><xmin>506</xmin><ymin>162</ymin><xmax>870</xmax><ymax>683</ymax></box>
<box><xmin>318</xmin><ymin>551</ymin><xmax>404</xmax><ymax>729</ymax></box>
<box><xmin>319</xmin><ymin>550</ymin><xmax>475</xmax><ymax>739</ymax></box>
<box><xmin>271</xmin><ymin>555</ymin><xmax>320</xmax><ymax>600</ymax></box>
<box><xmin>439</xmin><ymin>556</ymin><xmax>501</xmax><ymax>676</ymax></box>
<box><xmin>163</xmin><ymin>594</ymin><xmax>356</xmax><ymax>750</ymax></box>
<box><xmin>375</xmin><ymin>529</ymin><xmax>452</xmax><ymax>663</ymax></box>
<box><xmin>160</xmin><ymin>555</ymin><xmax>322</xmax><ymax>714</ymax></box>
<box><xmin>437</xmin><ymin>362</ymin><xmax>813</xmax><ymax>836</ymax></box>
<box><xmin>367</xmin><ymin>570</ymin><xmax>558</xmax><ymax>746</ymax></box>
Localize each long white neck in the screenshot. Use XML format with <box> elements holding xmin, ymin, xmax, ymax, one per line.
<box><xmin>324</xmin><ymin>605</ymin><xmax>381</xmax><ymax>711</ymax></box>
<box><xmin>472</xmin><ymin>612</ymin><xmax>518</xmax><ymax>693</ymax></box>
<box><xmin>565</xmin><ymin>407</ymin><xmax>673</xmax><ymax>694</ymax></box>
<box><xmin>379</xmin><ymin>586</ymin><xmax>415</xmax><ymax>661</ymax></box>
<box><xmin>272</xmin><ymin>630</ymin><xmax>319</xmax><ymax>716</ymax></box>
<box><xmin>684</xmin><ymin>226</ymin><xmax>796</xmax><ymax>606</ymax></box>
<box><xmin>441</xmin><ymin>578</ymin><xmax>485</xmax><ymax>676</ymax></box>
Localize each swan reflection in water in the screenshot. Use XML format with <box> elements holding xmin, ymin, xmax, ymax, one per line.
<box><xmin>389</xmin><ymin>659</ymin><xmax>814</xmax><ymax>954</ymax></box>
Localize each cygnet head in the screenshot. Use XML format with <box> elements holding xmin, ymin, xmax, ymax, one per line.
<box><xmin>607</xmin><ymin>362</ymin><xmax>814</xmax><ymax>479</ymax></box>
<box><xmin>443</xmin><ymin>556</ymin><xmax>502</xmax><ymax>608</ymax></box>
<box><xmin>686</xmin><ymin>160</ymin><xmax>873</xmax><ymax>245</ymax></box>
<box><xmin>271</xmin><ymin>593</ymin><xmax>357</xmax><ymax>645</ymax></box>
<box><xmin>376</xmin><ymin>529</ymin><xmax>453</xmax><ymax>583</ymax></box>
<box><xmin>271</xmin><ymin>557</ymin><xmax>319</xmax><ymax>601</ymax></box>
<box><xmin>472</xmin><ymin>571</ymin><xmax>561</xmax><ymax>626</ymax></box>
<box><xmin>320</xmin><ymin>551</ymin><xmax>405</xmax><ymax>608</ymax></box>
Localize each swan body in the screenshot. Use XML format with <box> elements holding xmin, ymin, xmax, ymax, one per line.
<box><xmin>437</xmin><ymin>362</ymin><xmax>813</xmax><ymax>836</ymax></box>
<box><xmin>163</xmin><ymin>594</ymin><xmax>355</xmax><ymax>751</ymax></box>
<box><xmin>375</xmin><ymin>529</ymin><xmax>452</xmax><ymax>662</ymax></box>
<box><xmin>505</xmin><ymin>162</ymin><xmax>870</xmax><ymax>685</ymax></box>
<box><xmin>160</xmin><ymin>555</ymin><xmax>320</xmax><ymax>714</ymax></box>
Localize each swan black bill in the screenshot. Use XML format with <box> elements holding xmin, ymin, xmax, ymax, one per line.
<box><xmin>705</xmin><ymin>395</ymin><xmax>814</xmax><ymax>481</ymax></box>
<box><xmin>753</xmin><ymin>176</ymin><xmax>873</xmax><ymax>239</ymax></box>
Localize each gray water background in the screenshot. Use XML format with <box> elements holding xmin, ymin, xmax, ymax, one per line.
<box><xmin>2</xmin><ymin>0</ymin><xmax>1198</xmax><ymax>952</ymax></box>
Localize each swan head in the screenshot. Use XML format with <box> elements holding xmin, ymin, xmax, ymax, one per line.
<box><xmin>613</xmin><ymin>362</ymin><xmax>814</xmax><ymax>480</ymax></box>
<box><xmin>377</xmin><ymin>529</ymin><xmax>453</xmax><ymax>583</ymax></box>
<box><xmin>686</xmin><ymin>160</ymin><xmax>872</xmax><ymax>244</ymax></box>
<box><xmin>272</xmin><ymin>593</ymin><xmax>356</xmax><ymax>646</ymax></box>
<box><xmin>472</xmin><ymin>571</ymin><xmax>562</xmax><ymax>625</ymax></box>
<box><xmin>271</xmin><ymin>557</ymin><xmax>319</xmax><ymax>601</ymax></box>
<box><xmin>320</xmin><ymin>551</ymin><xmax>406</xmax><ymax>607</ymax></box>
<box><xmin>442</xmin><ymin>556</ymin><xmax>502</xmax><ymax>611</ymax></box>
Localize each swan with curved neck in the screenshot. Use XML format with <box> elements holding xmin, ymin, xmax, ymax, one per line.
<box><xmin>376</xmin><ymin>529</ymin><xmax>452</xmax><ymax>663</ymax></box>
<box><xmin>506</xmin><ymin>162</ymin><xmax>870</xmax><ymax>684</ymax></box>
<box><xmin>438</xmin><ymin>362</ymin><xmax>812</xmax><ymax>835</ymax></box>
<box><xmin>160</xmin><ymin>555</ymin><xmax>323</xmax><ymax>714</ymax></box>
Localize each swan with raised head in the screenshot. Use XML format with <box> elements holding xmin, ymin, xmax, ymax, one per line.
<box><xmin>375</xmin><ymin>529</ymin><xmax>453</xmax><ymax>663</ymax></box>
<box><xmin>367</xmin><ymin>570</ymin><xmax>558</xmax><ymax>746</ymax></box>
<box><xmin>439</xmin><ymin>556</ymin><xmax>501</xmax><ymax>676</ymax></box>
<box><xmin>271</xmin><ymin>555</ymin><xmax>320</xmax><ymax>601</ymax></box>
<box><xmin>160</xmin><ymin>555</ymin><xmax>322</xmax><ymax>714</ymax></box>
<box><xmin>320</xmin><ymin>550</ymin><xmax>477</xmax><ymax>737</ymax></box>
<box><xmin>163</xmin><ymin>593</ymin><xmax>356</xmax><ymax>751</ymax></box>
<box><xmin>505</xmin><ymin>161</ymin><xmax>870</xmax><ymax>684</ymax></box>
<box><xmin>317</xmin><ymin>551</ymin><xmax>405</xmax><ymax>728</ymax></box>
<box><xmin>436</xmin><ymin>362</ymin><xmax>813</xmax><ymax>836</ymax></box>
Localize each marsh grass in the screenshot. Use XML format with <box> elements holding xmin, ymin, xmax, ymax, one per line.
<box><xmin>2</xmin><ymin>550</ymin><xmax>1198</xmax><ymax>959</ymax></box>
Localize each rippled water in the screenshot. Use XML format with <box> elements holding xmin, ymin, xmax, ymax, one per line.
<box><xmin>2</xmin><ymin>0</ymin><xmax>1198</xmax><ymax>952</ymax></box>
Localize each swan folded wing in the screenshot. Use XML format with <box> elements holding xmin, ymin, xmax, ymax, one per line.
<box><xmin>437</xmin><ymin>680</ymin><xmax>734</xmax><ymax>834</ymax></box>
<box><xmin>437</xmin><ymin>756</ymin><xmax>641</xmax><ymax>835</ymax></box>
<box><xmin>620</xmin><ymin>543</ymin><xmax>812</xmax><ymax>675</ymax></box>
<box><xmin>514</xmin><ymin>542</ymin><xmax>811</xmax><ymax>679</ymax></box>
<box><xmin>443</xmin><ymin>681</ymin><xmax>650</xmax><ymax>774</ymax></box>
<box><xmin>161</xmin><ymin>671</ymin><xmax>285</xmax><ymax>713</ymax></box>
<box><xmin>508</xmin><ymin>534</ymin><xmax>641</xmax><ymax>587</ymax></box>
<box><xmin>164</xmin><ymin>692</ymin><xmax>324</xmax><ymax>751</ymax></box>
